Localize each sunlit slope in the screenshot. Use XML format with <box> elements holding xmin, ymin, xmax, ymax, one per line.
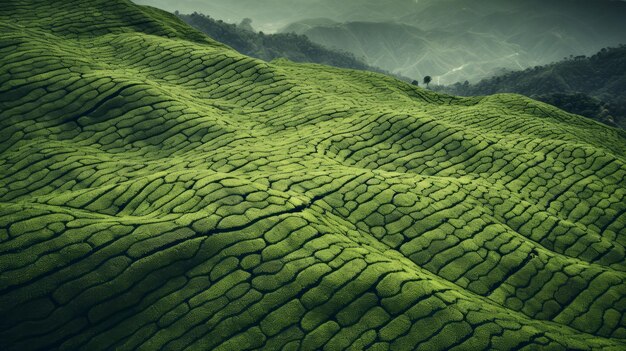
<box><xmin>1</xmin><ymin>1</ymin><xmax>626</xmax><ymax>350</ymax></box>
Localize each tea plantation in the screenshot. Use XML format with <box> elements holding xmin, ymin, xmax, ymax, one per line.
<box><xmin>1</xmin><ymin>0</ymin><xmax>625</xmax><ymax>350</ymax></box>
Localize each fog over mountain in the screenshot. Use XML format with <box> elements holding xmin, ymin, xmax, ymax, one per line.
<box><xmin>133</xmin><ymin>0</ymin><xmax>420</xmax><ymax>32</ymax></box>
<box><xmin>134</xmin><ymin>0</ymin><xmax>626</xmax><ymax>84</ymax></box>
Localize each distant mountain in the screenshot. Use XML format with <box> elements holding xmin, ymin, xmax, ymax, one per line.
<box><xmin>134</xmin><ymin>0</ymin><xmax>419</xmax><ymax>32</ymax></box>
<box><xmin>280</xmin><ymin>20</ymin><xmax>533</xmax><ymax>85</ymax></box>
<box><xmin>279</xmin><ymin>0</ymin><xmax>626</xmax><ymax>84</ymax></box>
<box><xmin>133</xmin><ymin>0</ymin><xmax>626</xmax><ymax>35</ymax></box>
<box><xmin>135</xmin><ymin>0</ymin><xmax>626</xmax><ymax>83</ymax></box>
<box><xmin>399</xmin><ymin>0</ymin><xmax>626</xmax><ymax>61</ymax></box>
<box><xmin>279</xmin><ymin>17</ymin><xmax>339</xmax><ymax>34</ymax></box>
<box><xmin>176</xmin><ymin>12</ymin><xmax>397</xmax><ymax>77</ymax></box>
<box><xmin>239</xmin><ymin>0</ymin><xmax>625</xmax><ymax>84</ymax></box>
<box><xmin>437</xmin><ymin>46</ymin><xmax>626</xmax><ymax>129</ymax></box>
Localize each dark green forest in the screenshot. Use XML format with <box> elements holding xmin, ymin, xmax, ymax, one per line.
<box><xmin>177</xmin><ymin>12</ymin><xmax>397</xmax><ymax>78</ymax></box>
<box><xmin>137</xmin><ymin>0</ymin><xmax>626</xmax><ymax>84</ymax></box>
<box><xmin>436</xmin><ymin>46</ymin><xmax>626</xmax><ymax>128</ymax></box>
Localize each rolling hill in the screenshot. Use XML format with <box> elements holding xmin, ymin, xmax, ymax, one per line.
<box><xmin>439</xmin><ymin>46</ymin><xmax>626</xmax><ymax>129</ymax></box>
<box><xmin>1</xmin><ymin>0</ymin><xmax>626</xmax><ymax>350</ymax></box>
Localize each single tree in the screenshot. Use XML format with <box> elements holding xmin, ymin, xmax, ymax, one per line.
<box><xmin>411</xmin><ymin>80</ymin><xmax>419</xmax><ymax>86</ymax></box>
<box><xmin>239</xmin><ymin>18</ymin><xmax>254</xmax><ymax>32</ymax></box>
<box><xmin>423</xmin><ymin>75</ymin><xmax>432</xmax><ymax>88</ymax></box>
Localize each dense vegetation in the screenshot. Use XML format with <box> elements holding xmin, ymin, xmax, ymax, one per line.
<box><xmin>136</xmin><ymin>0</ymin><xmax>626</xmax><ymax>84</ymax></box>
<box><xmin>176</xmin><ymin>12</ymin><xmax>396</xmax><ymax>78</ymax></box>
<box><xmin>134</xmin><ymin>0</ymin><xmax>426</xmax><ymax>31</ymax></box>
<box><xmin>437</xmin><ymin>46</ymin><xmax>626</xmax><ymax>128</ymax></box>
<box><xmin>1</xmin><ymin>0</ymin><xmax>626</xmax><ymax>350</ymax></box>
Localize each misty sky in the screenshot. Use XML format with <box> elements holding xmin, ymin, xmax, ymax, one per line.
<box><xmin>133</xmin><ymin>0</ymin><xmax>626</xmax><ymax>33</ymax></box>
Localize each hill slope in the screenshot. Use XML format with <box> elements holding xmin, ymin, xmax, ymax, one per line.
<box><xmin>1</xmin><ymin>0</ymin><xmax>626</xmax><ymax>350</ymax></box>
<box><xmin>439</xmin><ymin>46</ymin><xmax>626</xmax><ymax>129</ymax></box>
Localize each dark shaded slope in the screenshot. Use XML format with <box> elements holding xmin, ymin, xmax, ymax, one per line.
<box><xmin>1</xmin><ymin>0</ymin><xmax>626</xmax><ymax>350</ymax></box>
<box><xmin>440</xmin><ymin>46</ymin><xmax>626</xmax><ymax>128</ymax></box>
<box><xmin>176</xmin><ymin>12</ymin><xmax>398</xmax><ymax>79</ymax></box>
<box><xmin>276</xmin><ymin>0</ymin><xmax>626</xmax><ymax>84</ymax></box>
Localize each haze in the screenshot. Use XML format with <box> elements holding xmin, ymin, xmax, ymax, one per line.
<box><xmin>134</xmin><ymin>0</ymin><xmax>626</xmax><ymax>84</ymax></box>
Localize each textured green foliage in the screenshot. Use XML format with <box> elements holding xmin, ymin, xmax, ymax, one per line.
<box><xmin>1</xmin><ymin>0</ymin><xmax>626</xmax><ymax>350</ymax></box>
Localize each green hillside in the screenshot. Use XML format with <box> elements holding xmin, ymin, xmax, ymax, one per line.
<box><xmin>1</xmin><ymin>1</ymin><xmax>626</xmax><ymax>350</ymax></box>
<box><xmin>437</xmin><ymin>46</ymin><xmax>626</xmax><ymax>129</ymax></box>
